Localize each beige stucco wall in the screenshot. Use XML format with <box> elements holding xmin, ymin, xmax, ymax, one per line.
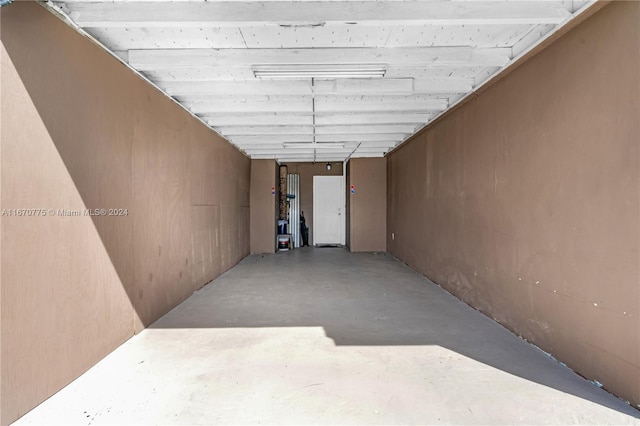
<box><xmin>0</xmin><ymin>3</ymin><xmax>250</xmax><ymax>424</ymax></box>
<box><xmin>387</xmin><ymin>1</ymin><xmax>639</xmax><ymax>407</ymax></box>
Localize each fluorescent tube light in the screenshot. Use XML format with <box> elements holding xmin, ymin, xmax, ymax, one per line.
<box><xmin>254</xmin><ymin>64</ymin><xmax>386</xmax><ymax>80</ymax></box>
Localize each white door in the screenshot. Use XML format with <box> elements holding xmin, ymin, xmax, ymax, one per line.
<box><xmin>313</xmin><ymin>176</ymin><xmax>344</xmax><ymax>245</ymax></box>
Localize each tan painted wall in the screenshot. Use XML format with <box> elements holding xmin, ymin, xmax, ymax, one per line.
<box><xmin>250</xmin><ymin>160</ymin><xmax>277</xmax><ymax>253</ymax></box>
<box><xmin>0</xmin><ymin>4</ymin><xmax>250</xmax><ymax>424</ymax></box>
<box><xmin>281</xmin><ymin>162</ymin><xmax>343</xmax><ymax>245</ymax></box>
<box><xmin>348</xmin><ymin>158</ymin><xmax>386</xmax><ymax>252</ymax></box>
<box><xmin>387</xmin><ymin>2</ymin><xmax>639</xmax><ymax>406</ymax></box>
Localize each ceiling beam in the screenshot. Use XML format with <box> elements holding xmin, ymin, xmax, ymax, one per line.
<box><xmin>413</xmin><ymin>78</ymin><xmax>473</xmax><ymax>94</ymax></box>
<box><xmin>315</xmin><ymin>124</ymin><xmax>417</xmax><ymax>135</ymax></box>
<box><xmin>229</xmin><ymin>133</ymin><xmax>406</xmax><ymax>144</ymax></box>
<box><xmin>347</xmin><ymin>152</ymin><xmax>386</xmax><ymax>158</ymax></box>
<box><xmin>246</xmin><ymin>152</ymin><xmax>354</xmax><ymax>157</ymax></box>
<box><xmin>352</xmin><ymin>147</ymin><xmax>392</xmax><ymax>154</ymax></box>
<box><xmin>164</xmin><ymin>80</ymin><xmax>311</xmax><ymax>96</ymax></box>
<box><xmin>218</xmin><ymin>124</ymin><xmax>416</xmax><ymax>136</ymax></box>
<box><xmin>186</xmin><ymin>95</ymin><xmax>447</xmax><ymax>114</ymax></box>
<box><xmin>314</xmin><ymin>97</ymin><xmax>447</xmax><ymax>113</ymax></box>
<box><xmin>279</xmin><ymin>154</ymin><xmax>348</xmax><ymax>159</ymax></box>
<box><xmin>64</xmin><ymin>1</ymin><xmax>571</xmax><ymax>27</ymax></box>
<box><xmin>143</xmin><ymin>67</ymin><xmax>484</xmax><ymax>82</ymax></box>
<box><xmin>350</xmin><ymin>141</ymin><xmax>398</xmax><ymax>148</ymax></box>
<box><xmin>203</xmin><ymin>112</ymin><xmax>434</xmax><ymax>127</ymax></box>
<box><xmin>235</xmin><ymin>140</ymin><xmax>397</xmax><ymax>150</ymax></box>
<box><xmin>162</xmin><ymin>78</ymin><xmax>471</xmax><ymax>96</ymax></box>
<box><xmin>204</xmin><ymin>114</ymin><xmax>315</xmax><ymax>127</ymax></box>
<box><xmin>252</xmin><ymin>155</ymin><xmax>350</xmax><ymax>162</ymax></box>
<box><xmin>314</xmin><ymin>79</ymin><xmax>414</xmax><ymax>95</ymax></box>
<box><xmin>217</xmin><ymin>126</ymin><xmax>314</xmax><ymax>136</ymax></box>
<box><xmin>185</xmin><ymin>99</ymin><xmax>313</xmax><ymax>114</ymax></box>
<box><xmin>128</xmin><ymin>47</ymin><xmax>511</xmax><ymax>70</ymax></box>
<box><xmin>230</xmin><ymin>135</ymin><xmax>315</xmax><ymax>144</ymax></box>
<box><xmin>314</xmin><ymin>113</ymin><xmax>432</xmax><ymax>126</ymax></box>
<box><xmin>315</xmin><ymin>134</ymin><xmax>407</xmax><ymax>143</ymax></box>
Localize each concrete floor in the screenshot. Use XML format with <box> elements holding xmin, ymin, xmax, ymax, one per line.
<box><xmin>17</xmin><ymin>248</ymin><xmax>640</xmax><ymax>425</ymax></box>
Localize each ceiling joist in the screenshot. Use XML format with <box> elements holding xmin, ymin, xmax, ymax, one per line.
<box><xmin>216</xmin><ymin>124</ymin><xmax>417</xmax><ymax>136</ymax></box>
<box><xmin>47</xmin><ymin>0</ymin><xmax>593</xmax><ymax>162</ymax></box>
<box><xmin>228</xmin><ymin>133</ymin><xmax>407</xmax><ymax>144</ymax></box>
<box><xmin>62</xmin><ymin>1</ymin><xmax>571</xmax><ymax>27</ymax></box>
<box><xmin>128</xmin><ymin>47</ymin><xmax>511</xmax><ymax>70</ymax></box>
<box><xmin>204</xmin><ymin>113</ymin><xmax>433</xmax><ymax>127</ymax></box>
<box><xmin>160</xmin><ymin>77</ymin><xmax>472</xmax><ymax>96</ymax></box>
<box><xmin>186</xmin><ymin>95</ymin><xmax>448</xmax><ymax>115</ymax></box>
<box><xmin>314</xmin><ymin>113</ymin><xmax>432</xmax><ymax>126</ymax></box>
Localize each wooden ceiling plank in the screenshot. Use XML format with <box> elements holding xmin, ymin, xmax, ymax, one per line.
<box><xmin>128</xmin><ymin>47</ymin><xmax>512</xmax><ymax>69</ymax></box>
<box><xmin>160</xmin><ymin>77</ymin><xmax>471</xmax><ymax>96</ymax></box>
<box><xmin>204</xmin><ymin>114</ymin><xmax>315</xmax><ymax>126</ymax></box>
<box><xmin>162</xmin><ymin>80</ymin><xmax>312</xmax><ymax>96</ymax></box>
<box><xmin>315</xmin><ymin>124</ymin><xmax>417</xmax><ymax>135</ymax></box>
<box><xmin>185</xmin><ymin>99</ymin><xmax>313</xmax><ymax>114</ymax></box>
<box><xmin>315</xmin><ymin>98</ymin><xmax>447</xmax><ymax>113</ymax></box>
<box><xmin>314</xmin><ymin>113</ymin><xmax>431</xmax><ymax>126</ymax></box>
<box><xmin>217</xmin><ymin>126</ymin><xmax>314</xmax><ymax>135</ymax></box>
<box><xmin>64</xmin><ymin>1</ymin><xmax>571</xmax><ymax>27</ymax></box>
<box><xmin>315</xmin><ymin>133</ymin><xmax>407</xmax><ymax>142</ymax></box>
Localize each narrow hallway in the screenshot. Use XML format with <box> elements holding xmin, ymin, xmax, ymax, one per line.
<box><xmin>17</xmin><ymin>249</ymin><xmax>640</xmax><ymax>425</ymax></box>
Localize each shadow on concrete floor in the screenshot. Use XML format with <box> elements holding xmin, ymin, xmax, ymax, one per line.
<box><xmin>150</xmin><ymin>247</ymin><xmax>639</xmax><ymax>419</ymax></box>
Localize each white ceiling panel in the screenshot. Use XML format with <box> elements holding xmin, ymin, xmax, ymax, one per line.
<box><xmin>314</xmin><ymin>134</ymin><xmax>408</xmax><ymax>143</ymax></box>
<box><xmin>184</xmin><ymin>96</ymin><xmax>313</xmax><ymax>114</ymax></box>
<box><xmin>144</xmin><ymin>65</ymin><xmax>493</xmax><ymax>82</ymax></box>
<box><xmin>46</xmin><ymin>0</ymin><xmax>595</xmax><ymax>161</ymax></box>
<box><xmin>230</xmin><ymin>135</ymin><xmax>315</xmax><ymax>144</ymax></box>
<box><xmin>58</xmin><ymin>1</ymin><xmax>572</xmax><ymax>27</ymax></box>
<box><xmin>239</xmin><ymin>24</ymin><xmax>540</xmax><ymax>49</ymax></box>
<box><xmin>204</xmin><ymin>114</ymin><xmax>315</xmax><ymax>126</ymax></box>
<box><xmin>127</xmin><ymin>47</ymin><xmax>511</xmax><ymax>70</ymax></box>
<box><xmin>314</xmin><ymin>113</ymin><xmax>432</xmax><ymax>126</ymax></box>
<box><xmin>216</xmin><ymin>126</ymin><xmax>314</xmax><ymax>135</ymax></box>
<box><xmin>314</xmin><ymin>95</ymin><xmax>448</xmax><ymax>113</ymax></box>
<box><xmin>241</xmin><ymin>25</ymin><xmax>394</xmax><ymax>49</ymax></box>
<box><xmin>142</xmin><ymin>67</ymin><xmax>257</xmax><ymax>82</ymax></box>
<box><xmin>385</xmin><ymin>24</ymin><xmax>537</xmax><ymax>48</ymax></box>
<box><xmin>85</xmin><ymin>26</ymin><xmax>247</xmax><ymax>50</ymax></box>
<box><xmin>315</xmin><ymin>124</ymin><xmax>418</xmax><ymax>135</ymax></box>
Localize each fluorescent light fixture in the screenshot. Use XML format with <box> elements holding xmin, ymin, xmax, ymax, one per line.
<box><xmin>284</xmin><ymin>142</ymin><xmax>344</xmax><ymax>149</ymax></box>
<box><xmin>254</xmin><ymin>64</ymin><xmax>386</xmax><ymax>80</ymax></box>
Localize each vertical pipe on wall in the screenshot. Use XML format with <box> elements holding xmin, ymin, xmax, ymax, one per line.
<box><xmin>287</xmin><ymin>174</ymin><xmax>300</xmax><ymax>247</ymax></box>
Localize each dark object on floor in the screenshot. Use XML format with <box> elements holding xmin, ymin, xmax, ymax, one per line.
<box><xmin>300</xmin><ymin>211</ymin><xmax>309</xmax><ymax>246</ymax></box>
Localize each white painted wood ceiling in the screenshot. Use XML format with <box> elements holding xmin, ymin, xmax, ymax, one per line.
<box><xmin>48</xmin><ymin>0</ymin><xmax>593</xmax><ymax>162</ymax></box>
